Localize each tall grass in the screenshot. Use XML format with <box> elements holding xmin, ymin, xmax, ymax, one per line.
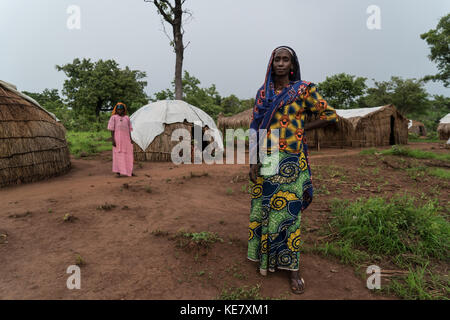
<box><xmin>66</xmin><ymin>131</ymin><xmax>112</xmax><ymax>157</ymax></box>
<box><xmin>318</xmin><ymin>195</ymin><xmax>450</xmax><ymax>299</ymax></box>
<box><xmin>329</xmin><ymin>196</ymin><xmax>449</xmax><ymax>263</ymax></box>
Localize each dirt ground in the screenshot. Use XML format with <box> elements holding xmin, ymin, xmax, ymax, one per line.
<box><xmin>0</xmin><ymin>142</ymin><xmax>448</xmax><ymax>300</ymax></box>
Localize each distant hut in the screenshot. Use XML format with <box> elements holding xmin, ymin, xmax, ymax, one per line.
<box><xmin>0</xmin><ymin>80</ymin><xmax>71</xmax><ymax>188</ymax></box>
<box><xmin>217</xmin><ymin>109</ymin><xmax>253</xmax><ymax>133</ymax></box>
<box><xmin>408</xmin><ymin>120</ymin><xmax>427</xmax><ymax>136</ymax></box>
<box><xmin>130</xmin><ymin>100</ymin><xmax>224</xmax><ymax>161</ymax></box>
<box><xmin>333</xmin><ymin>105</ymin><xmax>408</xmax><ymax>147</ymax></box>
<box><xmin>437</xmin><ymin>113</ymin><xmax>450</xmax><ymax>140</ymax></box>
<box><xmin>217</xmin><ymin>104</ymin><xmax>407</xmax><ymax>149</ymax></box>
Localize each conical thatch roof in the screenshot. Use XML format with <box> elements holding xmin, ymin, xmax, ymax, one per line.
<box><xmin>437</xmin><ymin>113</ymin><xmax>450</xmax><ymax>140</ymax></box>
<box><xmin>0</xmin><ymin>81</ymin><xmax>71</xmax><ymax>187</ymax></box>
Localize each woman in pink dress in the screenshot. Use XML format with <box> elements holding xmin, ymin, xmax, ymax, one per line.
<box><xmin>107</xmin><ymin>102</ymin><xmax>135</xmax><ymax>177</ymax></box>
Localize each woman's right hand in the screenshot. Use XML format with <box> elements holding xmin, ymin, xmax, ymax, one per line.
<box><xmin>249</xmin><ymin>163</ymin><xmax>261</xmax><ymax>184</ymax></box>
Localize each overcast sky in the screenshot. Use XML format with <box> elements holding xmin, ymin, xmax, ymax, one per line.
<box><xmin>1</xmin><ymin>0</ymin><xmax>449</xmax><ymax>101</ymax></box>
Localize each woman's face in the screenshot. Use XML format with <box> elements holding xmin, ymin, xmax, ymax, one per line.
<box><xmin>117</xmin><ymin>107</ymin><xmax>125</xmax><ymax>116</ymax></box>
<box><xmin>272</xmin><ymin>49</ymin><xmax>292</xmax><ymax>77</ymax></box>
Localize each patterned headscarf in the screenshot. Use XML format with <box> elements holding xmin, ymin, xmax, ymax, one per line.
<box><xmin>250</xmin><ymin>46</ymin><xmax>311</xmax><ymax>132</ymax></box>
<box><xmin>112</xmin><ymin>102</ymin><xmax>128</xmax><ymax>115</ymax></box>
<box><xmin>249</xmin><ymin>46</ymin><xmax>312</xmax><ymax>162</ymax></box>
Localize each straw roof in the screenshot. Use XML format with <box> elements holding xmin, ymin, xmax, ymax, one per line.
<box><xmin>0</xmin><ymin>81</ymin><xmax>71</xmax><ymax>187</ymax></box>
<box><xmin>217</xmin><ymin>109</ymin><xmax>253</xmax><ymax>131</ymax></box>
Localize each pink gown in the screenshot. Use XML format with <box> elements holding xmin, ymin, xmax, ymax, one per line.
<box><xmin>107</xmin><ymin>115</ymin><xmax>134</xmax><ymax>176</ymax></box>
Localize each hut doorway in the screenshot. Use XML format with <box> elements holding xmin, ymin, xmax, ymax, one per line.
<box><xmin>390</xmin><ymin>115</ymin><xmax>396</xmax><ymax>145</ymax></box>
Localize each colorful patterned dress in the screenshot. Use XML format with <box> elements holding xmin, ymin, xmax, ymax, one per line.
<box><xmin>247</xmin><ymin>84</ymin><xmax>338</xmax><ymax>275</ymax></box>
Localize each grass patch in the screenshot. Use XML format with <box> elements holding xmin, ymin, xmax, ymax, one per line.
<box><xmin>314</xmin><ymin>195</ymin><xmax>450</xmax><ymax>299</ymax></box>
<box><xmin>218</xmin><ymin>284</ymin><xmax>263</xmax><ymax>300</ymax></box>
<box><xmin>428</xmin><ymin>168</ymin><xmax>450</xmax><ymax>180</ymax></box>
<box><xmin>383</xmin><ymin>264</ymin><xmax>450</xmax><ymax>300</ymax></box>
<box><xmin>360</xmin><ymin>145</ymin><xmax>450</xmax><ymax>162</ymax></box>
<box><xmin>329</xmin><ymin>196</ymin><xmax>449</xmax><ymax>262</ymax></box>
<box><xmin>172</xmin><ymin>231</ymin><xmax>223</xmax><ymax>250</ymax></box>
<box><xmin>97</xmin><ymin>203</ymin><xmax>116</xmax><ymax>211</ymax></box>
<box><xmin>66</xmin><ymin>130</ymin><xmax>112</xmax><ymax>157</ymax></box>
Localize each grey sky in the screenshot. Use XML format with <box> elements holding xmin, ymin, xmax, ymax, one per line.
<box><xmin>1</xmin><ymin>0</ymin><xmax>449</xmax><ymax>101</ymax></box>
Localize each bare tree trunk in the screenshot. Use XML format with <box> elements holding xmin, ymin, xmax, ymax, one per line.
<box><xmin>173</xmin><ymin>0</ymin><xmax>184</xmax><ymax>100</ymax></box>
<box><xmin>147</xmin><ymin>0</ymin><xmax>188</xmax><ymax>100</ymax></box>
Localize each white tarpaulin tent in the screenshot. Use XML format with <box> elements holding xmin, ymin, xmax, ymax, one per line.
<box><xmin>439</xmin><ymin>113</ymin><xmax>450</xmax><ymax>124</ymax></box>
<box><xmin>130</xmin><ymin>100</ymin><xmax>224</xmax><ymax>151</ymax></box>
<box><xmin>335</xmin><ymin>106</ymin><xmax>383</xmax><ymax>119</ymax></box>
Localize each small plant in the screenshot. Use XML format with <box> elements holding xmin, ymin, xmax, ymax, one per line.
<box><xmin>75</xmin><ymin>254</ymin><xmax>85</xmax><ymax>267</ymax></box>
<box><xmin>173</xmin><ymin>231</ymin><xmax>223</xmax><ymax>251</ymax></box>
<box><xmin>226</xmin><ymin>188</ymin><xmax>233</xmax><ymax>195</ymax></box>
<box><xmin>151</xmin><ymin>229</ymin><xmax>169</xmax><ymax>237</ymax></box>
<box><xmin>63</xmin><ymin>213</ymin><xmax>77</xmax><ymax>222</ymax></box>
<box><xmin>97</xmin><ymin>203</ymin><xmax>116</xmax><ymax>211</ymax></box>
<box><xmin>145</xmin><ymin>186</ymin><xmax>152</xmax><ymax>193</ymax></box>
<box><xmin>48</xmin><ymin>209</ymin><xmax>52</xmax><ymax>213</ymax></box>
<box><xmin>351</xmin><ymin>183</ymin><xmax>361</xmax><ymax>193</ymax></box>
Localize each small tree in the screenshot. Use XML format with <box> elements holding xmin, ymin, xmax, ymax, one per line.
<box><xmin>420</xmin><ymin>13</ymin><xmax>450</xmax><ymax>87</ymax></box>
<box><xmin>56</xmin><ymin>58</ymin><xmax>148</xmax><ymax>117</ymax></box>
<box><xmin>145</xmin><ymin>0</ymin><xmax>192</xmax><ymax>100</ymax></box>
<box><xmin>358</xmin><ymin>76</ymin><xmax>429</xmax><ymax>116</ymax></box>
<box><xmin>317</xmin><ymin>73</ymin><xmax>367</xmax><ymax>109</ymax></box>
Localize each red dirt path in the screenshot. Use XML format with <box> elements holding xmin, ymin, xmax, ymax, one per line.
<box><xmin>2</xmin><ymin>142</ymin><xmax>446</xmax><ymax>300</ymax></box>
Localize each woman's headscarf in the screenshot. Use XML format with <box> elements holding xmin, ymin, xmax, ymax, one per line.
<box><xmin>250</xmin><ymin>46</ymin><xmax>311</xmax><ymax>132</ymax></box>
<box><xmin>249</xmin><ymin>46</ymin><xmax>313</xmax><ymax>163</ymax></box>
<box><xmin>112</xmin><ymin>102</ymin><xmax>128</xmax><ymax>115</ymax></box>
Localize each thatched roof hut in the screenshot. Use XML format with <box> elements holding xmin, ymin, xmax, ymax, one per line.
<box><xmin>408</xmin><ymin>120</ymin><xmax>427</xmax><ymax>136</ymax></box>
<box><xmin>332</xmin><ymin>105</ymin><xmax>408</xmax><ymax>147</ymax></box>
<box><xmin>0</xmin><ymin>81</ymin><xmax>71</xmax><ymax>188</ymax></box>
<box><xmin>217</xmin><ymin>104</ymin><xmax>407</xmax><ymax>149</ymax></box>
<box><xmin>437</xmin><ymin>113</ymin><xmax>450</xmax><ymax>140</ymax></box>
<box><xmin>217</xmin><ymin>109</ymin><xmax>253</xmax><ymax>132</ymax></box>
<box><xmin>131</xmin><ymin>100</ymin><xmax>224</xmax><ymax>162</ymax></box>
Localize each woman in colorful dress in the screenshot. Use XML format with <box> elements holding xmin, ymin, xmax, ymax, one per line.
<box><xmin>107</xmin><ymin>102</ymin><xmax>135</xmax><ymax>177</ymax></box>
<box><xmin>248</xmin><ymin>46</ymin><xmax>338</xmax><ymax>294</ymax></box>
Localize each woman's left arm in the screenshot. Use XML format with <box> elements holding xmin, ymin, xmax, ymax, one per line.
<box><xmin>128</xmin><ymin>117</ymin><xmax>133</xmax><ymax>141</ymax></box>
<box><xmin>304</xmin><ymin>85</ymin><xmax>338</xmax><ymax>131</ymax></box>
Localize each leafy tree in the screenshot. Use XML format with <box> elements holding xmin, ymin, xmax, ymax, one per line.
<box><xmin>358</xmin><ymin>76</ymin><xmax>429</xmax><ymax>116</ymax></box>
<box><xmin>23</xmin><ymin>89</ymin><xmax>73</xmax><ymax>126</ymax></box>
<box><xmin>56</xmin><ymin>58</ymin><xmax>148</xmax><ymax>117</ymax></box>
<box><xmin>145</xmin><ymin>0</ymin><xmax>192</xmax><ymax>99</ymax></box>
<box><xmin>151</xmin><ymin>71</ymin><xmax>223</xmax><ymax>119</ymax></box>
<box><xmin>221</xmin><ymin>94</ymin><xmax>241</xmax><ymax>115</ymax></box>
<box><xmin>317</xmin><ymin>73</ymin><xmax>367</xmax><ymax>109</ymax></box>
<box><xmin>420</xmin><ymin>13</ymin><xmax>450</xmax><ymax>87</ymax></box>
